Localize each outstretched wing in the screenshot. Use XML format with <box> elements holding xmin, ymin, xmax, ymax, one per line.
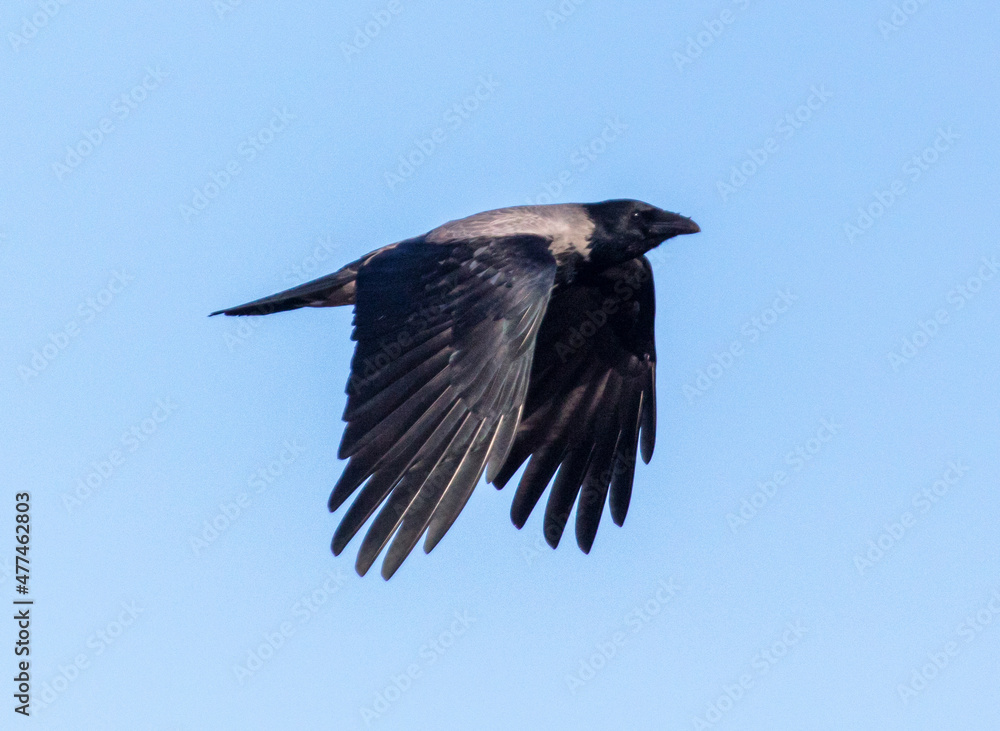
<box><xmin>492</xmin><ymin>256</ymin><xmax>657</xmax><ymax>553</ymax></box>
<box><xmin>328</xmin><ymin>235</ymin><xmax>557</xmax><ymax>579</ymax></box>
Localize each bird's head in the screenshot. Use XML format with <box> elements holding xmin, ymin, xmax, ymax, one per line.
<box><xmin>582</xmin><ymin>199</ymin><xmax>700</xmax><ymax>266</ymax></box>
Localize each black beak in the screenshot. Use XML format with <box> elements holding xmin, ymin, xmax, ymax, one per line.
<box><xmin>649</xmin><ymin>211</ymin><xmax>700</xmax><ymax>238</ymax></box>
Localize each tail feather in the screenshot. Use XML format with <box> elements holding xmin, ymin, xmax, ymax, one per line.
<box><xmin>209</xmin><ymin>246</ymin><xmax>397</xmax><ymax>317</ymax></box>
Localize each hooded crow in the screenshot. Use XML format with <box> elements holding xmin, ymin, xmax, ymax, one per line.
<box><xmin>211</xmin><ymin>200</ymin><xmax>699</xmax><ymax>579</ymax></box>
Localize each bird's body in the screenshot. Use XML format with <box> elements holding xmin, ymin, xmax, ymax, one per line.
<box><xmin>212</xmin><ymin>200</ymin><xmax>699</xmax><ymax>578</ymax></box>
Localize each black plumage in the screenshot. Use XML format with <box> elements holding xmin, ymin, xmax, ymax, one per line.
<box><xmin>211</xmin><ymin>199</ymin><xmax>699</xmax><ymax>578</ymax></box>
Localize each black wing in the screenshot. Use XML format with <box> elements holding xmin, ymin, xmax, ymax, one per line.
<box><xmin>328</xmin><ymin>236</ymin><xmax>557</xmax><ymax>579</ymax></box>
<box><xmin>492</xmin><ymin>256</ymin><xmax>657</xmax><ymax>553</ymax></box>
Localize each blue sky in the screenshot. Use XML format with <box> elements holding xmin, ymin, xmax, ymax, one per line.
<box><xmin>3</xmin><ymin>0</ymin><xmax>999</xmax><ymax>728</ymax></box>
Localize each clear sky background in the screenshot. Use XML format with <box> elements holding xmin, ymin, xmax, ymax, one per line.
<box><xmin>3</xmin><ymin>1</ymin><xmax>999</xmax><ymax>729</ymax></box>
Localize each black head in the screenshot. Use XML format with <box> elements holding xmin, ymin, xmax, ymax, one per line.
<box><xmin>582</xmin><ymin>199</ymin><xmax>699</xmax><ymax>266</ymax></box>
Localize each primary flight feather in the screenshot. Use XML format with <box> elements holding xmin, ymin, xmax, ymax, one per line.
<box><xmin>211</xmin><ymin>199</ymin><xmax>699</xmax><ymax>579</ymax></box>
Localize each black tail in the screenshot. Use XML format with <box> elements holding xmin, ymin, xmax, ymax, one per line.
<box><xmin>210</xmin><ymin>259</ymin><xmax>364</xmax><ymax>317</ymax></box>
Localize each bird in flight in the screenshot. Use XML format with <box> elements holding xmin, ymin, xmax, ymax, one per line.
<box><xmin>212</xmin><ymin>200</ymin><xmax>699</xmax><ymax>579</ymax></box>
